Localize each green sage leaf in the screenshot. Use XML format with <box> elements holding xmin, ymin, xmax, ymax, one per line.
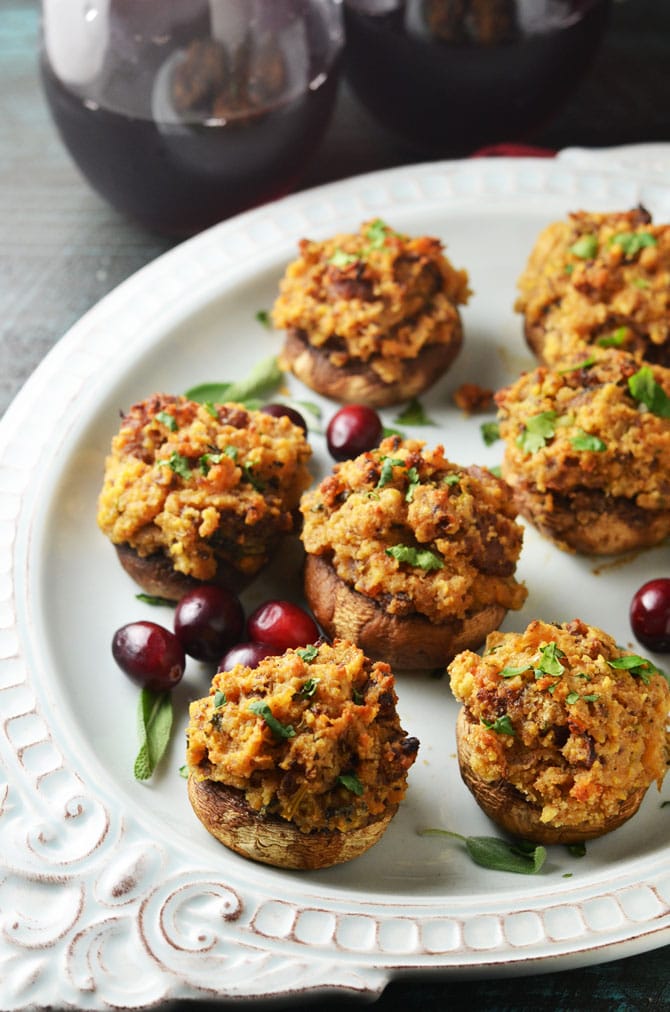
<box><xmin>134</xmin><ymin>688</ymin><xmax>174</xmax><ymax>781</ymax></box>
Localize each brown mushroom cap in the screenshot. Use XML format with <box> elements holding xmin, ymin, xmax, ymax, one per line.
<box><xmin>280</xmin><ymin>325</ymin><xmax>462</xmax><ymax>408</ymax></box>
<box><xmin>507</xmin><ymin>482</ymin><xmax>670</xmax><ymax>556</ymax></box>
<box><xmin>187</xmin><ymin>773</ymin><xmax>396</xmax><ymax>869</ymax></box>
<box><xmin>304</xmin><ymin>554</ymin><xmax>507</xmax><ymax>670</ymax></box>
<box><xmin>115</xmin><ymin>542</ymin><xmax>250</xmax><ymax>601</ymax></box>
<box><xmin>455</xmin><ymin>709</ymin><xmax>647</xmax><ymax>845</ymax></box>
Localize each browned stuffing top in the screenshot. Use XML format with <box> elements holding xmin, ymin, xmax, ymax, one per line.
<box><xmin>515</xmin><ymin>208</ymin><xmax>670</xmax><ymax>366</ymax></box>
<box><xmin>300</xmin><ymin>436</ymin><xmax>527</xmax><ymax>624</ymax></box>
<box><xmin>495</xmin><ymin>349</ymin><xmax>670</xmax><ymax>509</ymax></box>
<box><xmin>97</xmin><ymin>394</ymin><xmax>312</xmax><ymax>581</ymax></box>
<box><xmin>186</xmin><ymin>639</ymin><xmax>419</xmax><ymax>833</ymax></box>
<box><xmin>449</xmin><ymin>618</ymin><xmax>670</xmax><ymax>829</ymax></box>
<box><xmin>271</xmin><ymin>218</ymin><xmax>471</xmax><ymax>383</ymax></box>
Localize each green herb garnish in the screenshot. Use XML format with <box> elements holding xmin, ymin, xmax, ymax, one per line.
<box><xmin>386</xmin><ymin>544</ymin><xmax>444</xmax><ymax>571</ymax></box>
<box><xmin>377</xmin><ymin>456</ymin><xmax>405</xmax><ymax>488</ymax></box>
<box><xmin>297</xmin><ymin>645</ymin><xmax>319</xmax><ymax>665</ymax></box>
<box><xmin>536</xmin><ymin>641</ymin><xmax>566</xmax><ymax>678</ymax></box>
<box><xmin>569</xmin><ymin>234</ymin><xmax>598</xmax><ymax>259</ymax></box>
<box><xmin>159</xmin><ymin>452</ymin><xmax>192</xmax><ymax>480</ymax></box>
<box><xmin>499</xmin><ymin>664</ymin><xmax>531</xmax><ymax>678</ymax></box>
<box><xmin>185</xmin><ymin>355</ymin><xmax>283</xmax><ymax>407</ymax></box>
<box><xmin>248</xmin><ymin>700</ymin><xmax>296</xmax><ymax>739</ymax></box>
<box><xmin>597</xmin><ymin>326</ymin><xmax>629</xmax><ymax>348</ymax></box>
<box><xmin>156</xmin><ymin>410</ymin><xmax>178</xmax><ymax>431</ymax></box>
<box><xmin>337</xmin><ymin>772</ymin><xmax>364</xmax><ymax>796</ymax></box>
<box><xmin>135</xmin><ymin>593</ymin><xmax>173</xmax><ymax>607</ymax></box>
<box><xmin>628</xmin><ymin>365</ymin><xmax>670</xmax><ymax>417</ymax></box>
<box><xmin>608</xmin><ymin>231</ymin><xmax>657</xmax><ymax>257</ymax></box>
<box><xmin>565</xmin><ymin>690</ymin><xmax>600</xmax><ymax>704</ymax></box>
<box><xmin>480</xmin><ymin>420</ymin><xmax>500</xmax><ymax>446</ymax></box>
<box><xmin>571</xmin><ymin>429</ymin><xmax>606</xmax><ymax>452</ymax></box>
<box><xmin>481</xmin><ymin>714</ymin><xmax>515</xmax><ymax>736</ymax></box>
<box><xmin>133</xmin><ymin>688</ymin><xmax>174</xmax><ymax>781</ymax></box>
<box><xmin>213</xmin><ymin>690</ymin><xmax>227</xmax><ymax>708</ymax></box>
<box><xmin>242</xmin><ymin>461</ymin><xmax>265</xmax><ymax>491</ymax></box>
<box><xmin>421</xmin><ymin>828</ymin><xmax>546</xmax><ymax>875</ymax></box>
<box><xmin>558</xmin><ymin>356</ymin><xmax>596</xmax><ymax>374</ymax></box>
<box><xmin>405</xmin><ymin>466</ymin><xmax>421</xmax><ymax>502</ymax></box>
<box><xmin>394</xmin><ymin>398</ymin><xmax>434</xmax><ymax>426</ymax></box>
<box><xmin>299</xmin><ymin>675</ymin><xmax>320</xmax><ymax>696</ymax></box>
<box><xmin>607</xmin><ymin>654</ymin><xmax>660</xmax><ymax>685</ymax></box>
<box><xmin>255</xmin><ymin>309</ymin><xmax>272</xmax><ymax>329</ymax></box>
<box><xmin>516</xmin><ymin>411</ymin><xmax>558</xmax><ymax>454</ymax></box>
<box><xmin>329</xmin><ymin>248</ymin><xmax>359</xmax><ymax>268</ymax></box>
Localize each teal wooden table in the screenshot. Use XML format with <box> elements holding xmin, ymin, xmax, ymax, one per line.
<box><xmin>2</xmin><ymin>2</ymin><xmax>669</xmax><ymax>1009</ymax></box>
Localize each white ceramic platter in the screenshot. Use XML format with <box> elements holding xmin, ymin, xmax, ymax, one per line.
<box><xmin>2</xmin><ymin>157</ymin><xmax>670</xmax><ymax>1009</ymax></box>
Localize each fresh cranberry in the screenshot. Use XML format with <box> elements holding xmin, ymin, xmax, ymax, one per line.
<box><xmin>112</xmin><ymin>621</ymin><xmax>185</xmax><ymax>691</ymax></box>
<box><xmin>630</xmin><ymin>578</ymin><xmax>670</xmax><ymax>652</ymax></box>
<box><xmin>326</xmin><ymin>404</ymin><xmax>383</xmax><ymax>461</ymax></box>
<box><xmin>174</xmin><ymin>585</ymin><xmax>244</xmax><ymax>662</ymax></box>
<box><xmin>261</xmin><ymin>402</ymin><xmax>308</xmax><ymax>433</ymax></box>
<box><xmin>217</xmin><ymin>641</ymin><xmax>277</xmax><ymax>671</ymax></box>
<box><xmin>247</xmin><ymin>599</ymin><xmax>320</xmax><ymax>651</ymax></box>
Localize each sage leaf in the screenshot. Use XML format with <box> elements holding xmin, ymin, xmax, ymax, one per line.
<box><xmin>185</xmin><ymin>355</ymin><xmax>283</xmax><ymax>407</ymax></box>
<box><xmin>394</xmin><ymin>397</ymin><xmax>435</xmax><ymax>426</ymax></box>
<box><xmin>134</xmin><ymin>688</ymin><xmax>174</xmax><ymax>781</ymax></box>
<box><xmin>422</xmin><ymin>828</ymin><xmax>546</xmax><ymax>874</ymax></box>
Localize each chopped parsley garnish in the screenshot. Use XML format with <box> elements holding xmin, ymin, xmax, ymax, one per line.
<box><xmin>499</xmin><ymin>664</ymin><xmax>531</xmax><ymax>678</ymax></box>
<box><xmin>480</xmin><ymin>420</ymin><xmax>500</xmax><ymax>446</ymax></box>
<box><xmin>297</xmin><ymin>645</ymin><xmax>319</xmax><ymax>665</ymax></box>
<box><xmin>213</xmin><ymin>690</ymin><xmax>227</xmax><ymax>708</ymax></box>
<box><xmin>443</xmin><ymin>473</ymin><xmax>461</xmax><ymax>486</ymax></box>
<box><xmin>299</xmin><ymin>675</ymin><xmax>320</xmax><ymax>697</ymax></box>
<box><xmin>569</xmin><ymin>234</ymin><xmax>598</xmax><ymax>259</ymax></box>
<box><xmin>597</xmin><ymin>326</ymin><xmax>629</xmax><ymax>348</ymax></box>
<box><xmin>516</xmin><ymin>411</ymin><xmax>558</xmax><ymax>453</ymax></box>
<box><xmin>255</xmin><ymin>309</ymin><xmax>272</xmax><ymax>329</ymax></box>
<box><xmin>203</xmin><ymin>401</ymin><xmax>219</xmax><ymax>419</ymax></box>
<box><xmin>628</xmin><ymin>365</ymin><xmax>670</xmax><ymax>417</ymax></box>
<box><xmin>365</xmin><ymin>218</ymin><xmax>394</xmax><ymax>249</ymax></box>
<box><xmin>405</xmin><ymin>465</ymin><xmax>421</xmax><ymax>502</ymax></box>
<box><xmin>571</xmin><ymin>429</ymin><xmax>606</xmax><ymax>452</ymax></box>
<box><xmin>536</xmin><ymin>641</ymin><xmax>566</xmax><ymax>678</ymax></box>
<box><xmin>608</xmin><ymin>231</ymin><xmax>657</xmax><ymax>257</ymax></box>
<box><xmin>394</xmin><ymin>398</ymin><xmax>434</xmax><ymax>426</ymax></box>
<box><xmin>242</xmin><ymin>461</ymin><xmax>265</xmax><ymax>491</ymax></box>
<box><xmin>632</xmin><ymin>277</ymin><xmax>651</xmax><ymax>289</ymax></box>
<box><xmin>607</xmin><ymin>654</ymin><xmax>660</xmax><ymax>685</ymax></box>
<box><xmin>566</xmin><ymin>690</ymin><xmax>600</xmax><ymax>704</ymax></box>
<box><xmin>159</xmin><ymin>452</ymin><xmax>192</xmax><ymax>480</ymax></box>
<box><xmin>248</xmin><ymin>701</ymin><xmax>296</xmax><ymax>739</ymax></box>
<box><xmin>338</xmin><ymin>772</ymin><xmax>364</xmax><ymax>796</ymax></box>
<box><xmin>386</xmin><ymin>544</ymin><xmax>444</xmax><ymax>571</ymax></box>
<box><xmin>329</xmin><ymin>248</ymin><xmax>359</xmax><ymax>269</ymax></box>
<box><xmin>481</xmin><ymin>714</ymin><xmax>515</xmax><ymax>736</ymax></box>
<box><xmin>377</xmin><ymin>456</ymin><xmax>405</xmax><ymax>488</ymax></box>
<box><xmin>156</xmin><ymin>410</ymin><xmax>178</xmax><ymax>431</ymax></box>
<box><xmin>558</xmin><ymin>356</ymin><xmax>596</xmax><ymax>374</ymax></box>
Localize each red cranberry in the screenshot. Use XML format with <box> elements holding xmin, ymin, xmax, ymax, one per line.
<box><xmin>326</xmin><ymin>404</ymin><xmax>383</xmax><ymax>461</ymax></box>
<box><xmin>261</xmin><ymin>402</ymin><xmax>308</xmax><ymax>433</ymax></box>
<box><xmin>174</xmin><ymin>585</ymin><xmax>244</xmax><ymax>662</ymax></box>
<box><xmin>112</xmin><ymin>621</ymin><xmax>185</xmax><ymax>691</ymax></box>
<box><xmin>218</xmin><ymin>641</ymin><xmax>276</xmax><ymax>671</ymax></box>
<box><xmin>247</xmin><ymin>599</ymin><xmax>319</xmax><ymax>651</ymax></box>
<box><xmin>630</xmin><ymin>578</ymin><xmax>670</xmax><ymax>652</ymax></box>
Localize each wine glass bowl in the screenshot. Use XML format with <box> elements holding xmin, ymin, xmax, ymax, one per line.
<box><xmin>40</xmin><ymin>1</ymin><xmax>344</xmax><ymax>236</ymax></box>
<box><xmin>343</xmin><ymin>0</ymin><xmax>612</xmax><ymax>154</ymax></box>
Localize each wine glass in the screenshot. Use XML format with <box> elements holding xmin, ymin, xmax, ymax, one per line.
<box><xmin>40</xmin><ymin>0</ymin><xmax>344</xmax><ymax>236</ymax></box>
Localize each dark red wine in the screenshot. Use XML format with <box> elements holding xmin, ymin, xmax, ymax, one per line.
<box><xmin>40</xmin><ymin>2</ymin><xmax>341</xmax><ymax>236</ymax></box>
<box><xmin>41</xmin><ymin>57</ymin><xmax>339</xmax><ymax>237</ymax></box>
<box><xmin>343</xmin><ymin>0</ymin><xmax>611</xmax><ymax>154</ymax></box>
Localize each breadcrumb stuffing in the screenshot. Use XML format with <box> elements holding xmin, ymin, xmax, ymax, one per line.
<box><xmin>515</xmin><ymin>208</ymin><xmax>670</xmax><ymax>367</ymax></box>
<box><xmin>300</xmin><ymin>436</ymin><xmax>527</xmax><ymax>624</ymax></box>
<box><xmin>495</xmin><ymin>349</ymin><xmax>670</xmax><ymax>508</ymax></box>
<box><xmin>449</xmin><ymin>618</ymin><xmax>670</xmax><ymax>829</ymax></box>
<box><xmin>186</xmin><ymin>639</ymin><xmax>419</xmax><ymax>833</ymax></box>
<box><xmin>272</xmin><ymin>219</ymin><xmax>470</xmax><ymax>384</ymax></box>
<box><xmin>97</xmin><ymin>395</ymin><xmax>311</xmax><ymax>581</ymax></box>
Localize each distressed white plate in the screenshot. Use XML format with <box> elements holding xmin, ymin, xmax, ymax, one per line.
<box><xmin>2</xmin><ymin>157</ymin><xmax>670</xmax><ymax>1010</ymax></box>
